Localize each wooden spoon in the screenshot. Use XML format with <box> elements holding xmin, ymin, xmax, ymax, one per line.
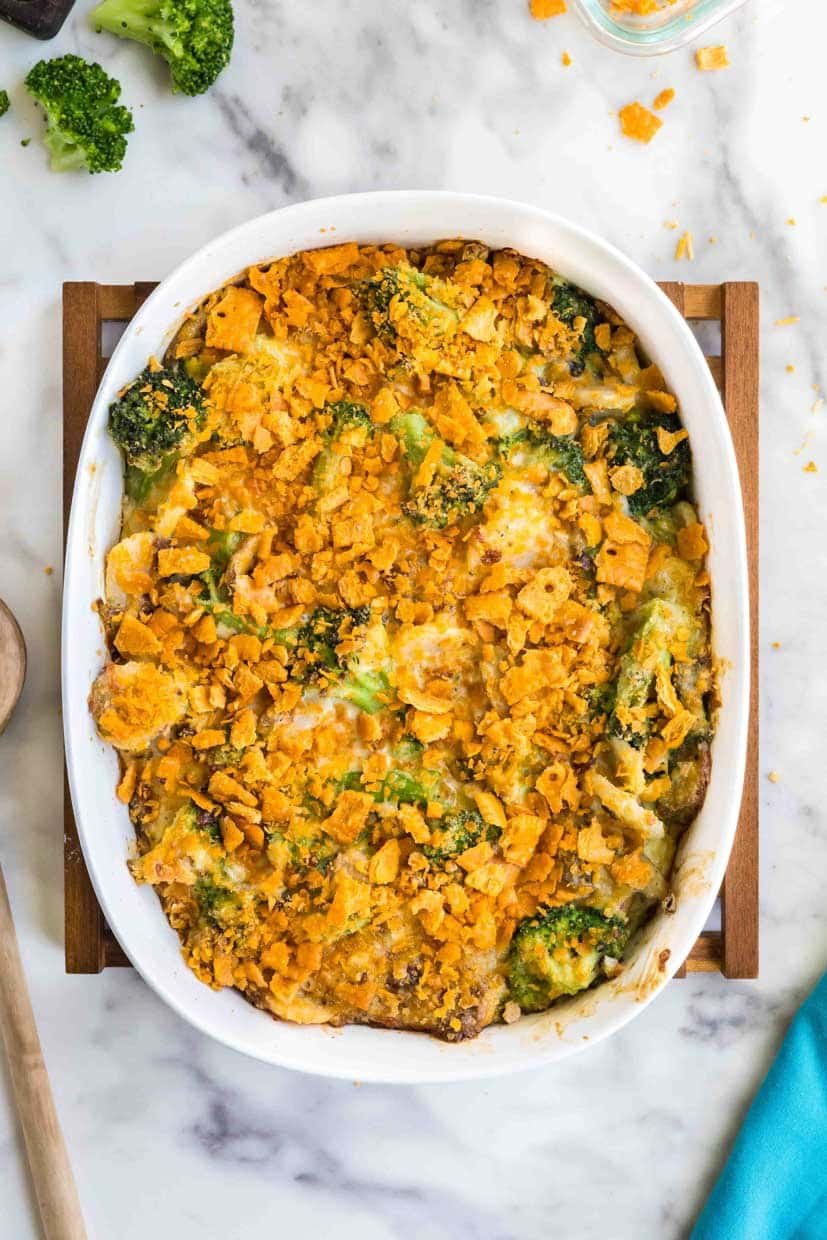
<box><xmin>0</xmin><ymin>598</ymin><xmax>87</xmax><ymax>1239</ymax></box>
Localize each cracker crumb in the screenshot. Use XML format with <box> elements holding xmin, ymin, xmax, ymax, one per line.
<box><xmin>561</xmin><ymin>50</ymin><xmax>572</xmax><ymax>66</ymax></box>
<box><xmin>768</xmin><ymin>771</ymin><xmax>780</xmax><ymax>783</ymax></box>
<box><xmin>530</xmin><ymin>0</ymin><xmax>566</xmax><ymax>17</ymax></box>
<box><xmin>695</xmin><ymin>45</ymin><xmax>729</xmax><ymax>71</ymax></box>
<box><xmin>675</xmin><ymin>231</ymin><xmax>694</xmax><ymax>261</ymax></box>
<box><xmin>786</xmin><ymin>364</ymin><xmax>795</xmax><ymax>373</ymax></box>
<box><xmin>503</xmin><ymin>1001</ymin><xmax>522</xmax><ymax>1024</ymax></box>
<box><xmin>771</xmin><ymin>641</ymin><xmax>781</xmax><ymax>649</ymax></box>
<box><xmin>619</xmin><ymin>102</ymin><xmax>662</xmax><ymax>144</ymax></box>
<box><xmin>774</xmin><ymin>316</ymin><xmax>800</xmax><ymax>326</ymax></box>
<box><xmin>812</xmin><ymin>398</ymin><xmax>824</xmax><ymax>414</ymax></box>
<box><xmin>44</xmin><ymin>565</ymin><xmax>54</xmax><ymax>575</ymax></box>
<box><xmin>787</xmin><ymin>218</ymin><xmax>797</xmax><ymax>226</ymax></box>
<box><xmin>664</xmin><ymin>220</ymin><xmax>678</xmax><ymax>230</ymax></box>
<box><xmin>803</xmin><ymin>460</ymin><xmax>818</xmax><ymax>473</ymax></box>
<box><xmin>653</xmin><ymin>88</ymin><xmax>675</xmax><ymax>111</ymax></box>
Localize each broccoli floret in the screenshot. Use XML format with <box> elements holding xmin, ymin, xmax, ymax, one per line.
<box><xmin>272</xmin><ymin>606</ymin><xmax>370</xmax><ymax>682</ymax></box>
<box><xmin>332</xmin><ymin>668</ymin><xmax>392</xmax><ymax>715</ymax></box>
<box><xmin>586</xmin><ymin>681</ymin><xmax>616</xmax><ymax>721</ymax></box>
<box><xmin>90</xmin><ymin>0</ymin><xmax>234</xmax><ymax>96</ymax></box>
<box><xmin>24</xmin><ymin>56</ymin><xmax>133</xmax><ymax>175</ymax></box>
<box><xmin>508</xmin><ymin>904</ymin><xmax>629</xmax><ymax>1011</ymax></box>
<box><xmin>608</xmin><ymin>598</ymin><xmax>687</xmax><ymax>746</ymax></box>
<box><xmin>390</xmin><ymin>410</ymin><xmax>432</xmax><ymax>465</ymax></box>
<box><xmin>360</xmin><ymin>263</ymin><xmax>459</xmax><ymax>348</ymax></box>
<box><xmin>205</xmin><ymin>744</ymin><xmax>246</xmax><ymax>770</ymax></box>
<box><xmin>269</xmin><ymin>828</ymin><xmax>340</xmax><ymax>875</ymax></box>
<box><xmin>423</xmin><ymin>808</ymin><xmax>500</xmax><ymax>865</ymax></box>
<box><xmin>550</xmin><ymin>278</ymin><xmax>602</xmax><ymax>376</ymax></box>
<box><xmin>325</xmin><ymin>400</ymin><xmax>373</xmax><ymax>436</ymax></box>
<box><xmin>194</xmin><ymin>809</ymin><xmax>223</xmax><ymax>843</ymax></box>
<box><xmin>271</xmin><ymin>606</ymin><xmax>392</xmax><ymax>712</ymax></box>
<box><xmin>313</xmin><ymin>401</ymin><xmax>373</xmax><ymax>494</ymax></box>
<box><xmin>391</xmin><ymin>410</ymin><xmax>500</xmax><ymax>529</ymax></box>
<box><xmin>0</xmin><ymin>91</ymin><xmax>10</xmax><ymax>119</ymax></box>
<box><xmin>499</xmin><ymin>424</ymin><xmax>587</xmax><ymax>489</ymax></box>
<box><xmin>108</xmin><ymin>362</ymin><xmax>206</xmax><ymax>501</ymax></box>
<box><xmin>193</xmin><ymin>877</ymin><xmax>238</xmax><ymax>927</ymax></box>
<box><xmin>405</xmin><ymin>457</ymin><xmax>500</xmax><ymax>529</ymax></box>
<box><xmin>338</xmin><ymin>738</ymin><xmax>437</xmax><ymax>804</ymax></box>
<box><xmin>607</xmin><ymin>410</ymin><xmax>692</xmax><ymax>518</ymax></box>
<box><xmin>271</xmin><ymin>607</ymin><xmax>392</xmax><ymax>714</ymax></box>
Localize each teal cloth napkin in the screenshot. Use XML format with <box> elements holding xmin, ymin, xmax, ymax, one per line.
<box><xmin>692</xmin><ymin>974</ymin><xmax>827</xmax><ymax>1240</ymax></box>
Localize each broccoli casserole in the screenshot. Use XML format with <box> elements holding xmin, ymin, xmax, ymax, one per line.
<box><xmin>89</xmin><ymin>240</ymin><xmax>714</xmax><ymax>1040</ymax></box>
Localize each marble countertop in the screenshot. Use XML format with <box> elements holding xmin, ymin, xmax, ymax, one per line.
<box><xmin>1</xmin><ymin>0</ymin><xmax>825</xmax><ymax>1235</ymax></box>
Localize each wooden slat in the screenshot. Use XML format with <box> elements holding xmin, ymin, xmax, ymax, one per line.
<box><xmin>103</xmin><ymin>936</ymin><xmax>130</xmax><ymax>968</ymax></box>
<box><xmin>683</xmin><ymin>284</ymin><xmax>722</xmax><ymax>320</ymax></box>
<box><xmin>96</xmin><ymin>285</ymin><xmax>140</xmax><ymax>320</ymax></box>
<box><xmin>720</xmin><ymin>282</ymin><xmax>760</xmax><ymax>978</ymax></box>
<box><xmin>685</xmin><ymin>931</ymin><xmax>723</xmax><ymax>973</ymax></box>
<box><xmin>658</xmin><ymin>280</ymin><xmax>685</xmax><ymax>318</ymax></box>
<box><xmin>62</xmin><ymin>284</ymin><xmax>106</xmax><ymax>975</ymax></box>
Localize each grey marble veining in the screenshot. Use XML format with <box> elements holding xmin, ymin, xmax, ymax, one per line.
<box><xmin>1</xmin><ymin>0</ymin><xmax>825</xmax><ymax>1235</ymax></box>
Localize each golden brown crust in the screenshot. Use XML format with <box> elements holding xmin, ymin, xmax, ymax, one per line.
<box><xmin>92</xmin><ymin>240</ymin><xmax>714</xmax><ymax>1039</ymax></box>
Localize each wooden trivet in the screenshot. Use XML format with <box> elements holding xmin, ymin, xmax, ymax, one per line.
<box><xmin>62</xmin><ymin>279</ymin><xmax>759</xmax><ymax>978</ymax></box>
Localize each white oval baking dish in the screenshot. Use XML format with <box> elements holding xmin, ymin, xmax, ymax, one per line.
<box><xmin>62</xmin><ymin>192</ymin><xmax>749</xmax><ymax>1083</ymax></box>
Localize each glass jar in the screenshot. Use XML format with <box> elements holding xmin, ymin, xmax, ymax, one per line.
<box><xmin>570</xmin><ymin>0</ymin><xmax>750</xmax><ymax>55</ymax></box>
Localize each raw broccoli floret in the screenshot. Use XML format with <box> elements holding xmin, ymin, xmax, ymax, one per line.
<box><xmin>360</xmin><ymin>263</ymin><xmax>459</xmax><ymax>348</ymax></box>
<box><xmin>392</xmin><ymin>410</ymin><xmax>500</xmax><ymax>529</ymax></box>
<box><xmin>24</xmin><ymin>55</ymin><xmax>133</xmax><ymax>174</ymax></box>
<box><xmin>108</xmin><ymin>362</ymin><xmax>206</xmax><ymax>501</ymax></box>
<box><xmin>423</xmin><ymin>808</ymin><xmax>500</xmax><ymax>865</ymax></box>
<box><xmin>508</xmin><ymin>904</ymin><xmax>629</xmax><ymax>1011</ymax></box>
<box><xmin>608</xmin><ymin>597</ymin><xmax>687</xmax><ymax>747</ymax></box>
<box><xmin>90</xmin><ymin>0</ymin><xmax>234</xmax><ymax>96</ymax></box>
<box><xmin>499</xmin><ymin>423</ymin><xmax>587</xmax><ymax>489</ymax></box>
<box><xmin>0</xmin><ymin>91</ymin><xmax>10</xmax><ymax>119</ymax></box>
<box><xmin>607</xmin><ymin>410</ymin><xmax>692</xmax><ymax>518</ymax></box>
<box><xmin>550</xmin><ymin>278</ymin><xmax>602</xmax><ymax>376</ymax></box>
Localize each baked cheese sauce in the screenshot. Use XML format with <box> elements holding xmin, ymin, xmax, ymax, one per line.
<box><xmin>90</xmin><ymin>241</ymin><xmax>713</xmax><ymax>1040</ymax></box>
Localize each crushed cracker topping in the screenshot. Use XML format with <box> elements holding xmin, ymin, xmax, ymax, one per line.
<box><xmin>89</xmin><ymin>240</ymin><xmax>714</xmax><ymax>1042</ymax></box>
<box><xmin>529</xmin><ymin>0</ymin><xmax>567</xmax><ymax>17</ymax></box>
<box><xmin>619</xmin><ymin>102</ymin><xmax>663</xmax><ymax>144</ymax></box>
<box><xmin>695</xmin><ymin>45</ymin><xmax>729</xmax><ymax>71</ymax></box>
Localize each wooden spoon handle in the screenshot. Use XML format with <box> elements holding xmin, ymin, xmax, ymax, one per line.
<box><xmin>0</xmin><ymin>865</ymin><xmax>86</xmax><ymax>1240</ymax></box>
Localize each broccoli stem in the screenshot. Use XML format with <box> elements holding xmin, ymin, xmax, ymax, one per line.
<box><xmin>333</xmin><ymin>670</ymin><xmax>391</xmax><ymax>715</ymax></box>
